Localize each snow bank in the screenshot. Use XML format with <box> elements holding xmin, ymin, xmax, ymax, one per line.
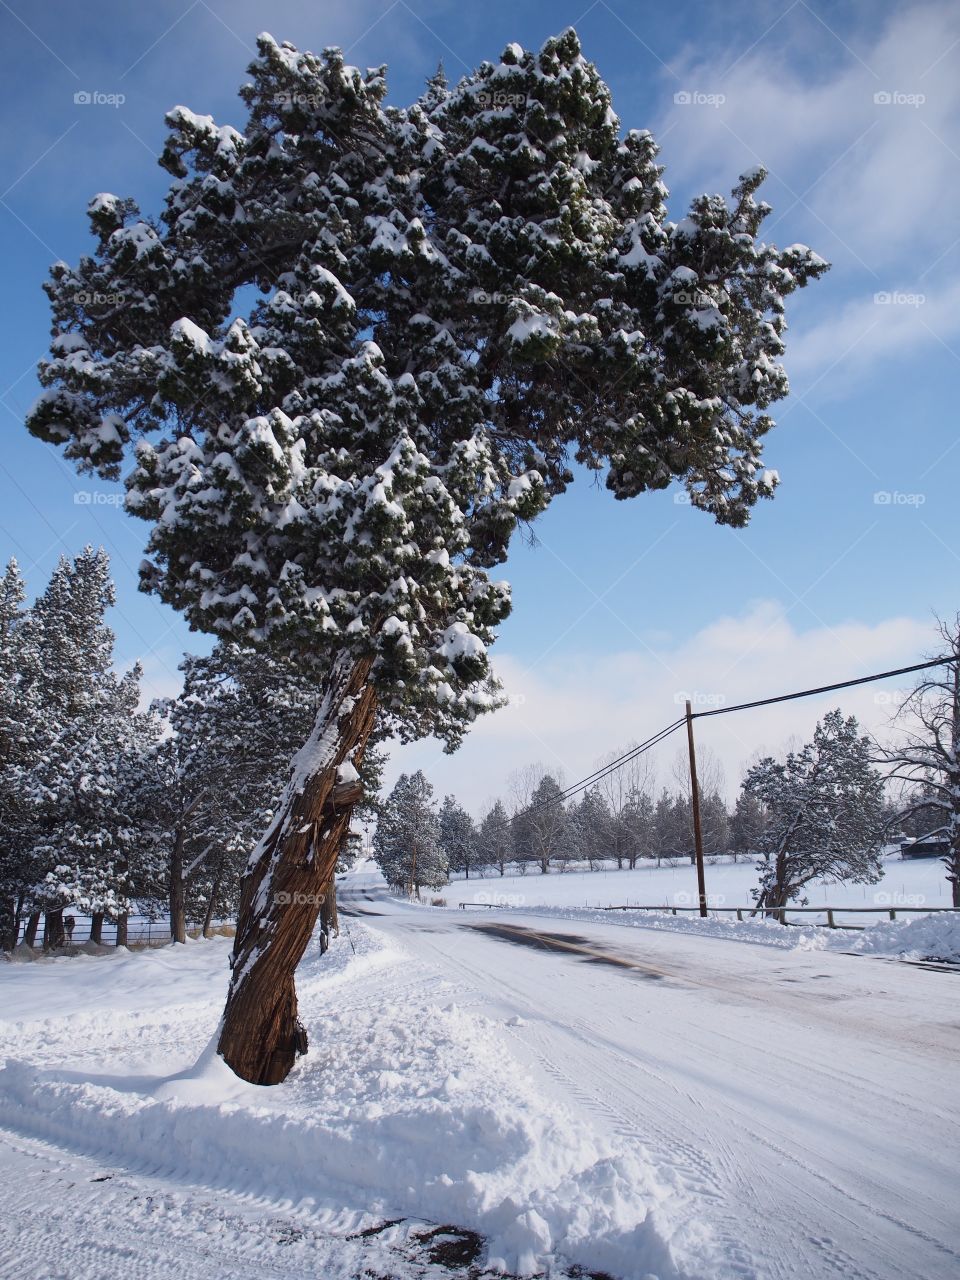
<box><xmin>847</xmin><ymin>911</ymin><xmax>960</xmax><ymax>963</ymax></box>
<box><xmin>0</xmin><ymin>925</ymin><xmax>681</xmax><ymax>1279</ymax></box>
<box><xmin>474</xmin><ymin>903</ymin><xmax>960</xmax><ymax>965</ymax></box>
<box><xmin>465</xmin><ymin>903</ymin><xmax>835</xmax><ymax>953</ymax></box>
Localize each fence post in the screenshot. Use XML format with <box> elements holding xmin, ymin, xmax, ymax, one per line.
<box><xmin>889</xmin><ymin>908</ymin><xmax>896</xmax><ymax>921</ymax></box>
<box><xmin>827</xmin><ymin>909</ymin><xmax>835</xmax><ymax>928</ymax></box>
<box><xmin>736</xmin><ymin>908</ymin><xmax>743</xmax><ymax>922</ymax></box>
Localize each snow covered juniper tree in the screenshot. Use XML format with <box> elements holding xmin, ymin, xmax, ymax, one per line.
<box><xmin>879</xmin><ymin>618</ymin><xmax>960</xmax><ymax>907</ymax></box>
<box><xmin>26</xmin><ymin>30</ymin><xmax>826</xmax><ymax>1081</ymax></box>
<box><xmin>742</xmin><ymin>709</ymin><xmax>886</xmax><ymax>914</ymax></box>
<box><xmin>373</xmin><ymin>771</ymin><xmax>446</xmax><ymax>896</ymax></box>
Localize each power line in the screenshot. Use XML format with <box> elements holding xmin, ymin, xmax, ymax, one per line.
<box><xmin>554</xmin><ymin>718</ymin><xmax>686</xmax><ymax>802</ymax></box>
<box><xmin>491</xmin><ymin>654</ymin><xmax>953</xmax><ymax>836</ymax></box>
<box><xmin>501</xmin><ymin>719</ymin><xmax>685</xmax><ymax>833</ymax></box>
<box><xmin>689</xmin><ymin>656</ymin><xmax>952</xmax><ymax>720</ymax></box>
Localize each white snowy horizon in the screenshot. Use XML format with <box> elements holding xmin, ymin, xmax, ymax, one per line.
<box><xmin>381</xmin><ymin>599</ymin><xmax>940</xmax><ymax>814</ymax></box>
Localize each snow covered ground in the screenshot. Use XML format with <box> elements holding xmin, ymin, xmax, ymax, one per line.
<box><xmin>1</xmin><ymin>861</ymin><xmax>958</xmax><ymax>1279</ymax></box>
<box><xmin>443</xmin><ymin>852</ymin><xmax>952</xmax><ymax>926</ymax></box>
<box><xmin>0</xmin><ymin>915</ymin><xmax>685</xmax><ymax>1278</ymax></box>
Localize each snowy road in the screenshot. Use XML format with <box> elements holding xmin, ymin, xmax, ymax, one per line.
<box><xmin>342</xmin><ymin>874</ymin><xmax>960</xmax><ymax>1280</ymax></box>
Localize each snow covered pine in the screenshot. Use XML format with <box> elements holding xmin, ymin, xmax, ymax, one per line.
<box><xmin>26</xmin><ymin>29</ymin><xmax>827</xmax><ymax>1083</ymax></box>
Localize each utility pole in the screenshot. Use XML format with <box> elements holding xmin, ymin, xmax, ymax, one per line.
<box><xmin>411</xmin><ymin>838</ymin><xmax>419</xmax><ymax>901</ymax></box>
<box><xmin>685</xmin><ymin>700</ymin><xmax>708</xmax><ymax>918</ymax></box>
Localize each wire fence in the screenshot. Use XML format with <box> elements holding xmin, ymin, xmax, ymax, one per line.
<box><xmin>10</xmin><ymin>917</ymin><xmax>234</xmax><ymax>950</ymax></box>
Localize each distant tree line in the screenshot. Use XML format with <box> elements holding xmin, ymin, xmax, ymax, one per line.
<box><xmin>375</xmin><ymin>649</ymin><xmax>960</xmax><ymax>913</ymax></box>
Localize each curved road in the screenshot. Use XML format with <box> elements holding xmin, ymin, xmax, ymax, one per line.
<box><xmin>341</xmin><ymin>871</ymin><xmax>960</xmax><ymax>1280</ymax></box>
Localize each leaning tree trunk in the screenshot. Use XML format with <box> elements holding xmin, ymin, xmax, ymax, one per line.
<box><xmin>43</xmin><ymin>908</ymin><xmax>65</xmax><ymax>951</ymax></box>
<box><xmin>169</xmin><ymin>826</ymin><xmax>187</xmax><ymax>944</ymax></box>
<box><xmin>217</xmin><ymin>655</ymin><xmax>378</xmax><ymax>1085</ymax></box>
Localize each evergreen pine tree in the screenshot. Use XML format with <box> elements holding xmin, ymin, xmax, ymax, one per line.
<box><xmin>743</xmin><ymin>710</ymin><xmax>886</xmax><ymax>912</ymax></box>
<box><xmin>27</xmin><ymin>30</ymin><xmax>826</xmax><ymax>1081</ymax></box>
<box><xmin>438</xmin><ymin>795</ymin><xmax>478</xmax><ymax>878</ymax></box>
<box><xmin>574</xmin><ymin>787</ymin><xmax>612</xmax><ymax>869</ymax></box>
<box><xmin>730</xmin><ymin>789</ymin><xmax>768</xmax><ymax>862</ymax></box>
<box><xmin>11</xmin><ymin>549</ymin><xmax>156</xmax><ymax>949</ymax></box>
<box><xmin>0</xmin><ymin>559</ymin><xmax>41</xmax><ymax>948</ymax></box>
<box><xmin>514</xmin><ymin>774</ymin><xmax>573</xmax><ymax>873</ymax></box>
<box><xmin>477</xmin><ymin>800</ymin><xmax>513</xmax><ymax>876</ymax></box>
<box><xmin>373</xmin><ymin>771</ymin><xmax>446</xmax><ymax>895</ymax></box>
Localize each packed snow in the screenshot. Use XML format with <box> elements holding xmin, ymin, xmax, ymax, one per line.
<box><xmin>0</xmin><ymin>922</ymin><xmax>682</xmax><ymax>1278</ymax></box>
<box><xmin>2</xmin><ymin>862</ymin><xmax>959</xmax><ymax>1277</ymax></box>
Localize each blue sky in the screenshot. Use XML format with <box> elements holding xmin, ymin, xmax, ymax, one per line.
<box><xmin>1</xmin><ymin>0</ymin><xmax>957</xmax><ymax>809</ymax></box>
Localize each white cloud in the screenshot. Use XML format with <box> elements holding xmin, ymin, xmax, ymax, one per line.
<box><xmin>785</xmin><ymin>274</ymin><xmax>960</xmax><ymax>390</ymax></box>
<box><xmin>383</xmin><ymin>601</ymin><xmax>939</xmax><ymax>812</ymax></box>
<box><xmin>653</xmin><ymin>2</ymin><xmax>960</xmax><ymax>270</ymax></box>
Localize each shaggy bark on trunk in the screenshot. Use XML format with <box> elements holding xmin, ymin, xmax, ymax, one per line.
<box><xmin>170</xmin><ymin>825</ymin><xmax>187</xmax><ymax>944</ymax></box>
<box><xmin>217</xmin><ymin>656</ymin><xmax>377</xmax><ymax>1085</ymax></box>
<box><xmin>42</xmin><ymin>908</ymin><xmax>64</xmax><ymax>951</ymax></box>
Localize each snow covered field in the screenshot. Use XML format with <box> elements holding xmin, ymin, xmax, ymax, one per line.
<box><xmin>443</xmin><ymin>852</ymin><xmax>953</xmax><ymax>925</ymax></box>
<box><xmin>1</xmin><ymin>863</ymin><xmax>958</xmax><ymax>1279</ymax></box>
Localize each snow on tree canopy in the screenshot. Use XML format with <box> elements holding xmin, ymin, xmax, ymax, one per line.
<box><xmin>26</xmin><ymin>28</ymin><xmax>826</xmax><ymax>754</ymax></box>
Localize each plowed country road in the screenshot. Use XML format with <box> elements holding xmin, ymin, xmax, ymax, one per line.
<box><xmin>341</xmin><ymin>872</ymin><xmax>960</xmax><ymax>1280</ymax></box>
